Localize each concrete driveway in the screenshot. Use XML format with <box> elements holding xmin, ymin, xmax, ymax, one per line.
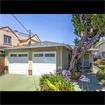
<box><xmin>0</xmin><ymin>74</ymin><xmax>41</xmax><ymax>91</ymax></box>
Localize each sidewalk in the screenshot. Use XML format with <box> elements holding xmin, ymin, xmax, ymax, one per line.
<box><xmin>72</xmin><ymin>65</ymin><xmax>105</xmax><ymax>91</ymax></box>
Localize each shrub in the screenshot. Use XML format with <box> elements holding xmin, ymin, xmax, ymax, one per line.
<box><xmin>101</xmin><ymin>79</ymin><xmax>105</xmax><ymax>86</ymax></box>
<box><xmin>39</xmin><ymin>73</ymin><xmax>75</xmax><ymax>91</ymax></box>
<box><xmin>100</xmin><ymin>61</ymin><xmax>105</xmax><ymax>65</ymax></box>
<box><xmin>97</xmin><ymin>70</ymin><xmax>105</xmax><ymax>80</ymax></box>
<box><xmin>70</xmin><ymin>71</ymin><xmax>81</xmax><ymax>80</ymax></box>
<box><xmin>94</xmin><ymin>59</ymin><xmax>102</xmax><ymax>66</ymax></box>
<box><xmin>98</xmin><ymin>65</ymin><xmax>105</xmax><ymax>70</ymax></box>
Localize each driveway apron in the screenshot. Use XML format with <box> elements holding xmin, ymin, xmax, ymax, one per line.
<box><xmin>0</xmin><ymin>74</ymin><xmax>41</xmax><ymax>91</ymax></box>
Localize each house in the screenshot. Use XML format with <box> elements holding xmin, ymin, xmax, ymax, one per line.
<box><xmin>0</xmin><ymin>26</ymin><xmax>41</xmax><ymax>49</ymax></box>
<box><xmin>95</xmin><ymin>41</ymin><xmax>105</xmax><ymax>58</ymax></box>
<box><xmin>3</xmin><ymin>41</ymin><xmax>98</xmax><ymax>76</ymax></box>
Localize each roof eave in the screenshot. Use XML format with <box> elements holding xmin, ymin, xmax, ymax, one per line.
<box><xmin>4</xmin><ymin>44</ymin><xmax>72</xmax><ymax>51</ymax></box>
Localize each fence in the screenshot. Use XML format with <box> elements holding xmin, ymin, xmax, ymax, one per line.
<box><xmin>0</xmin><ymin>54</ymin><xmax>5</xmax><ymax>74</ymax></box>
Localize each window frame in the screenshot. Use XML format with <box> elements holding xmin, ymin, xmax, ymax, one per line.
<box><xmin>10</xmin><ymin>54</ymin><xmax>17</xmax><ymax>57</ymax></box>
<box><xmin>4</xmin><ymin>35</ymin><xmax>11</xmax><ymax>44</ymax></box>
<box><xmin>45</xmin><ymin>53</ymin><xmax>55</xmax><ymax>57</ymax></box>
<box><xmin>18</xmin><ymin>54</ymin><xmax>28</xmax><ymax>57</ymax></box>
<box><xmin>34</xmin><ymin>54</ymin><xmax>43</xmax><ymax>57</ymax></box>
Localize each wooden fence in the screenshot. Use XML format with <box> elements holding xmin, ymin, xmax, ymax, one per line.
<box><xmin>0</xmin><ymin>54</ymin><xmax>5</xmax><ymax>73</ymax></box>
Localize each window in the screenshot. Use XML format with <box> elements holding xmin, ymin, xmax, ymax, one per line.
<box><xmin>10</xmin><ymin>54</ymin><xmax>17</xmax><ymax>57</ymax></box>
<box><xmin>68</xmin><ymin>54</ymin><xmax>70</xmax><ymax>60</ymax></box>
<box><xmin>34</xmin><ymin>54</ymin><xmax>43</xmax><ymax>57</ymax></box>
<box><xmin>18</xmin><ymin>54</ymin><xmax>28</xmax><ymax>57</ymax></box>
<box><xmin>4</xmin><ymin>35</ymin><xmax>11</xmax><ymax>44</ymax></box>
<box><xmin>45</xmin><ymin>54</ymin><xmax>55</xmax><ymax>57</ymax></box>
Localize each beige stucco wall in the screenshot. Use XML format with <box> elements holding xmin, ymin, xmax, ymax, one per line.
<box><xmin>0</xmin><ymin>27</ymin><xmax>19</xmax><ymax>46</ymax></box>
<box><xmin>5</xmin><ymin>46</ymin><xmax>63</xmax><ymax>71</ymax></box>
<box><xmin>96</xmin><ymin>42</ymin><xmax>105</xmax><ymax>53</ymax></box>
<box><xmin>62</xmin><ymin>46</ymin><xmax>72</xmax><ymax>70</ymax></box>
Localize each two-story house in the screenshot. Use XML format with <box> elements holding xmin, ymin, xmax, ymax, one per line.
<box><xmin>0</xmin><ymin>26</ymin><xmax>41</xmax><ymax>50</ymax></box>
<box><xmin>95</xmin><ymin>41</ymin><xmax>105</xmax><ymax>58</ymax></box>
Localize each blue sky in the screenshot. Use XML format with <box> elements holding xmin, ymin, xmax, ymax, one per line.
<box><xmin>0</xmin><ymin>14</ymin><xmax>77</xmax><ymax>45</ymax></box>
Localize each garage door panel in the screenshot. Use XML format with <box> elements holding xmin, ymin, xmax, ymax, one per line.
<box><xmin>32</xmin><ymin>52</ymin><xmax>56</xmax><ymax>76</ymax></box>
<box><xmin>9</xmin><ymin>70</ymin><xmax>28</xmax><ymax>75</ymax></box>
<box><xmin>9</xmin><ymin>52</ymin><xmax>28</xmax><ymax>75</ymax></box>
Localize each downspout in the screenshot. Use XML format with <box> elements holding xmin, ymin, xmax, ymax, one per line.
<box><xmin>56</xmin><ymin>46</ymin><xmax>60</xmax><ymax>71</ymax></box>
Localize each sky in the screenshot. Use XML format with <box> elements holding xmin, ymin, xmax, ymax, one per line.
<box><xmin>0</xmin><ymin>14</ymin><xmax>76</xmax><ymax>45</ymax></box>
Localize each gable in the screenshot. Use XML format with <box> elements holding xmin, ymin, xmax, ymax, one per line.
<box><xmin>0</xmin><ymin>26</ymin><xmax>19</xmax><ymax>46</ymax></box>
<box><xmin>0</xmin><ymin>26</ymin><xmax>18</xmax><ymax>38</ymax></box>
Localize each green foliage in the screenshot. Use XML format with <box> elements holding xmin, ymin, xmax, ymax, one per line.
<box><xmin>97</xmin><ymin>70</ymin><xmax>105</xmax><ymax>80</ymax></box>
<box><xmin>0</xmin><ymin>51</ymin><xmax>5</xmax><ymax>54</ymax></box>
<box><xmin>39</xmin><ymin>73</ymin><xmax>75</xmax><ymax>91</ymax></box>
<box><xmin>98</xmin><ymin>65</ymin><xmax>105</xmax><ymax>70</ymax></box>
<box><xmin>101</xmin><ymin>79</ymin><xmax>105</xmax><ymax>86</ymax></box>
<box><xmin>46</xmin><ymin>79</ymin><xmax>61</xmax><ymax>91</ymax></box>
<box><xmin>93</xmin><ymin>59</ymin><xmax>102</xmax><ymax>66</ymax></box>
<box><xmin>73</xmin><ymin>37</ymin><xmax>80</xmax><ymax>45</ymax></box>
<box><xmin>71</xmin><ymin>14</ymin><xmax>105</xmax><ymax>38</ymax></box>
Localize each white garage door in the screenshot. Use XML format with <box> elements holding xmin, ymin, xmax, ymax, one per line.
<box><xmin>8</xmin><ymin>52</ymin><xmax>28</xmax><ymax>75</ymax></box>
<box><xmin>32</xmin><ymin>52</ymin><xmax>56</xmax><ymax>76</ymax></box>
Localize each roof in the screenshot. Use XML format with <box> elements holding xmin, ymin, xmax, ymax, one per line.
<box><xmin>87</xmin><ymin>48</ymin><xmax>99</xmax><ymax>52</ymax></box>
<box><xmin>0</xmin><ymin>44</ymin><xmax>12</xmax><ymax>48</ymax></box>
<box><xmin>0</xmin><ymin>26</ymin><xmax>18</xmax><ymax>38</ymax></box>
<box><xmin>18</xmin><ymin>34</ymin><xmax>41</xmax><ymax>42</ymax></box>
<box><xmin>95</xmin><ymin>41</ymin><xmax>105</xmax><ymax>48</ymax></box>
<box><xmin>69</xmin><ymin>45</ymin><xmax>75</xmax><ymax>50</ymax></box>
<box><xmin>3</xmin><ymin>41</ymin><xmax>72</xmax><ymax>50</ymax></box>
<box><xmin>0</xmin><ymin>26</ymin><xmax>41</xmax><ymax>42</ymax></box>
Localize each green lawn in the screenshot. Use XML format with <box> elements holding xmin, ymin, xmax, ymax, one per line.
<box><xmin>0</xmin><ymin>74</ymin><xmax>41</xmax><ymax>91</ymax></box>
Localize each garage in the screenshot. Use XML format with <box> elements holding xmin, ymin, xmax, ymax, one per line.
<box><xmin>8</xmin><ymin>52</ymin><xmax>29</xmax><ymax>75</ymax></box>
<box><xmin>32</xmin><ymin>52</ymin><xmax>56</xmax><ymax>76</ymax></box>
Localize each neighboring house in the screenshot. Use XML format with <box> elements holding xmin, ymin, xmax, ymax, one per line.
<box><xmin>95</xmin><ymin>41</ymin><xmax>105</xmax><ymax>58</ymax></box>
<box><xmin>0</xmin><ymin>26</ymin><xmax>41</xmax><ymax>49</ymax></box>
<box><xmin>3</xmin><ymin>41</ymin><xmax>98</xmax><ymax>76</ymax></box>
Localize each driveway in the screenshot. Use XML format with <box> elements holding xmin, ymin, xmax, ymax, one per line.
<box><xmin>0</xmin><ymin>74</ymin><xmax>41</xmax><ymax>91</ymax></box>
<box><xmin>72</xmin><ymin>65</ymin><xmax>105</xmax><ymax>91</ymax></box>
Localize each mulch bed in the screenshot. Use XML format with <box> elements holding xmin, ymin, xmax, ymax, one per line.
<box><xmin>80</xmin><ymin>69</ymin><xmax>93</xmax><ymax>73</ymax></box>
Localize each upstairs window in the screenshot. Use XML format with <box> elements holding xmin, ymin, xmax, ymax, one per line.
<box><xmin>4</xmin><ymin>35</ymin><xmax>11</xmax><ymax>44</ymax></box>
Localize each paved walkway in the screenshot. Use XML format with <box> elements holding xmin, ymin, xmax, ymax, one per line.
<box><xmin>72</xmin><ymin>65</ymin><xmax>105</xmax><ymax>91</ymax></box>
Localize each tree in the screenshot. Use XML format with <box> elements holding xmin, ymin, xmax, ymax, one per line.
<box><xmin>73</xmin><ymin>37</ymin><xmax>81</xmax><ymax>72</ymax></box>
<box><xmin>69</xmin><ymin>14</ymin><xmax>105</xmax><ymax>71</ymax></box>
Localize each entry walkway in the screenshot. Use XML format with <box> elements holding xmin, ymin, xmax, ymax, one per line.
<box><xmin>72</xmin><ymin>65</ymin><xmax>105</xmax><ymax>91</ymax></box>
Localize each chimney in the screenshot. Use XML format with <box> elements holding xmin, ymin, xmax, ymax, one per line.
<box><xmin>14</xmin><ymin>30</ymin><xmax>18</xmax><ymax>37</ymax></box>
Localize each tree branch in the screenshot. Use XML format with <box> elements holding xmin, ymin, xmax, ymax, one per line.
<box><xmin>77</xmin><ymin>29</ymin><xmax>101</xmax><ymax>59</ymax></box>
<box><xmin>79</xmin><ymin>14</ymin><xmax>83</xmax><ymax>24</ymax></box>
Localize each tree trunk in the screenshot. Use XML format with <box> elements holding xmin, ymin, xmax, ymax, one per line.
<box><xmin>69</xmin><ymin>29</ymin><xmax>101</xmax><ymax>71</ymax></box>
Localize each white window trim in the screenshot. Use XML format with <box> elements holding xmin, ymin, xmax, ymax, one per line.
<box><xmin>4</xmin><ymin>35</ymin><xmax>11</xmax><ymax>44</ymax></box>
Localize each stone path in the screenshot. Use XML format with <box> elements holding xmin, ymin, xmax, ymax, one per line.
<box><xmin>72</xmin><ymin>65</ymin><xmax>105</xmax><ymax>91</ymax></box>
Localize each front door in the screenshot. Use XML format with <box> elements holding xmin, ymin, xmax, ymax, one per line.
<box><xmin>83</xmin><ymin>54</ymin><xmax>90</xmax><ymax>67</ymax></box>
